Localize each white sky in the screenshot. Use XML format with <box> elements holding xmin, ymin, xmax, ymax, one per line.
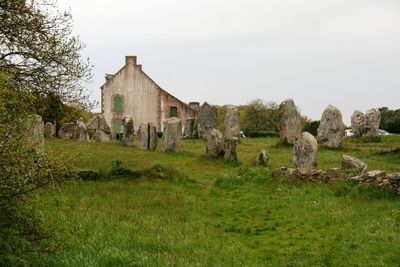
<box><xmin>58</xmin><ymin>0</ymin><xmax>400</xmax><ymax>124</ymax></box>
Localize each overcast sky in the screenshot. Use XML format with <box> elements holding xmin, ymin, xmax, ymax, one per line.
<box><xmin>58</xmin><ymin>0</ymin><xmax>400</xmax><ymax>124</ymax></box>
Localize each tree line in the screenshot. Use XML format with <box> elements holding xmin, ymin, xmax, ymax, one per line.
<box><xmin>216</xmin><ymin>99</ymin><xmax>310</xmax><ymax>137</ymax></box>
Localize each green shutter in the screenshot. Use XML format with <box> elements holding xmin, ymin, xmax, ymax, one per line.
<box><xmin>114</xmin><ymin>119</ymin><xmax>122</xmax><ymax>134</ymax></box>
<box><xmin>170</xmin><ymin>106</ymin><xmax>177</xmax><ymax>118</ymax></box>
<box><xmin>114</xmin><ymin>96</ymin><xmax>122</xmax><ymax>113</ymax></box>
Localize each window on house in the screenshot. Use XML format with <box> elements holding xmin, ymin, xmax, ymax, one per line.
<box><xmin>170</xmin><ymin>106</ymin><xmax>177</xmax><ymax>118</ymax></box>
<box><xmin>114</xmin><ymin>96</ymin><xmax>122</xmax><ymax>113</ymax></box>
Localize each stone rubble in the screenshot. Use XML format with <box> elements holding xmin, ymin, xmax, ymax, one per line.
<box><xmin>341</xmin><ymin>155</ymin><xmax>368</xmax><ymax>174</ymax></box>
<box><xmin>273</xmin><ymin>154</ymin><xmax>400</xmax><ymax>195</ymax></box>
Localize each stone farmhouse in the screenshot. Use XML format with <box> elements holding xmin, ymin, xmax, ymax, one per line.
<box><xmin>100</xmin><ymin>56</ymin><xmax>199</xmax><ymax>136</ymax></box>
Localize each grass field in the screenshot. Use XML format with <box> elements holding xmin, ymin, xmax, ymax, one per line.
<box><xmin>29</xmin><ymin>136</ymin><xmax>400</xmax><ymax>266</ymax></box>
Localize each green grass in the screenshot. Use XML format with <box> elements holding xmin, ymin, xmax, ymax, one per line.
<box><xmin>29</xmin><ymin>136</ymin><xmax>400</xmax><ymax>266</ymax></box>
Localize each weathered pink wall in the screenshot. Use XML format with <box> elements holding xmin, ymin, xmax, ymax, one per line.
<box><xmin>101</xmin><ymin>56</ymin><xmax>197</xmax><ymax>135</ymax></box>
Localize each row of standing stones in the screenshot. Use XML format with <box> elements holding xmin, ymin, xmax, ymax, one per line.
<box><xmin>277</xmin><ymin>99</ymin><xmax>400</xmax><ymax>195</ymax></box>
<box><xmin>29</xmin><ymin>99</ymin><xmax>398</xmax><ymax>194</ymax></box>
<box><xmin>278</xmin><ymin>98</ymin><xmax>382</xmax><ymax>149</ymax></box>
<box><xmin>29</xmin><ymin>102</ymin><xmax>243</xmax><ymax>161</ymax></box>
<box><xmin>203</xmin><ymin>104</ymin><xmax>241</xmax><ymax>161</ymax></box>
<box><xmin>160</xmin><ymin>103</ymin><xmax>241</xmax><ymax>161</ymax></box>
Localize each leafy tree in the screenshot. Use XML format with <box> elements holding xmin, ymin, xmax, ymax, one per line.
<box><xmin>34</xmin><ymin>93</ymin><xmax>93</xmax><ymax>135</ymax></box>
<box><xmin>215</xmin><ymin>105</ymin><xmax>226</xmax><ymax>132</ymax></box>
<box><xmin>302</xmin><ymin>120</ymin><xmax>320</xmax><ymax>136</ymax></box>
<box><xmin>0</xmin><ymin>0</ymin><xmax>94</xmax><ymax>109</ymax></box>
<box><xmin>379</xmin><ymin>107</ymin><xmax>400</xmax><ymax>133</ymax></box>
<box><xmin>241</xmin><ymin>99</ymin><xmax>278</xmax><ymax>132</ymax></box>
<box><xmin>0</xmin><ymin>73</ymin><xmax>75</xmax><ymax>264</ymax></box>
<box><xmin>0</xmin><ymin>0</ymin><xmax>91</xmax><ymax>263</ymax></box>
<box><xmin>34</xmin><ymin>92</ymin><xmax>65</xmax><ymax>133</ymax></box>
<box><xmin>60</xmin><ymin>105</ymin><xmax>93</xmax><ymax>124</ymax></box>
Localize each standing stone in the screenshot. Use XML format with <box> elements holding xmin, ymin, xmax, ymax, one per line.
<box><xmin>364</xmin><ymin>109</ymin><xmax>381</xmax><ymax>137</ymax></box>
<box><xmin>254</xmin><ymin>150</ymin><xmax>269</xmax><ymax>166</ymax></box>
<box><xmin>30</xmin><ymin>114</ymin><xmax>45</xmax><ymax>151</ymax></box>
<box><xmin>183</xmin><ymin>118</ymin><xmax>197</xmax><ymax>139</ymax></box>
<box><xmin>351</xmin><ymin>110</ymin><xmax>366</xmax><ymax>137</ymax></box>
<box><xmin>138</xmin><ymin>122</ymin><xmax>158</xmax><ymax>151</ymax></box>
<box><xmin>206</xmin><ymin>129</ymin><xmax>225</xmax><ymax>158</ymax></box>
<box><xmin>293</xmin><ymin>132</ymin><xmax>318</xmax><ymax>168</ymax></box>
<box><xmin>121</xmin><ymin>117</ymin><xmax>134</xmax><ymax>146</ymax></box>
<box><xmin>44</xmin><ymin>122</ymin><xmax>55</xmax><ymax>139</ymax></box>
<box><xmin>317</xmin><ymin>105</ymin><xmax>346</xmax><ymax>148</ymax></box>
<box><xmin>224</xmin><ymin>105</ymin><xmax>240</xmax><ymax>140</ymax></box>
<box><xmin>96</xmin><ymin>115</ymin><xmax>111</xmax><ymax>142</ymax></box>
<box><xmin>224</xmin><ymin>137</ymin><xmax>238</xmax><ymax>161</ymax></box>
<box><xmin>59</xmin><ymin>122</ymin><xmax>77</xmax><ymax>139</ymax></box>
<box><xmin>198</xmin><ymin>102</ymin><xmax>217</xmax><ymax>139</ymax></box>
<box><xmin>137</xmin><ymin>122</ymin><xmax>157</xmax><ymax>151</ymax></box>
<box><xmin>162</xmin><ymin>117</ymin><xmax>181</xmax><ymax>152</ymax></box>
<box><xmin>278</xmin><ymin>98</ymin><xmax>301</xmax><ymax>144</ymax></box>
<box><xmin>76</xmin><ymin>119</ymin><xmax>89</xmax><ymax>142</ymax></box>
<box><xmin>189</xmin><ymin>102</ymin><xmax>200</xmax><ymax>120</ymax></box>
<box><xmin>137</xmin><ymin>123</ymin><xmax>149</xmax><ymax>150</ymax></box>
<box><xmin>351</xmin><ymin>109</ymin><xmax>381</xmax><ymax>138</ymax></box>
<box><xmin>148</xmin><ymin>123</ymin><xmax>158</xmax><ymax>151</ymax></box>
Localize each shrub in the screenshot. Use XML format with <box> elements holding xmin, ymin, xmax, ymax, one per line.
<box><xmin>146</xmin><ymin>164</ymin><xmax>168</xmax><ymax>179</ymax></box>
<box><xmin>302</xmin><ymin>120</ymin><xmax>320</xmax><ymax>136</ymax></box>
<box><xmin>111</xmin><ymin>160</ymin><xmax>141</xmax><ymax>178</ymax></box>
<box><xmin>379</xmin><ymin>107</ymin><xmax>400</xmax><ymax>133</ymax></box>
<box><xmin>77</xmin><ymin>170</ymin><xmax>101</xmax><ymax>181</ymax></box>
<box><xmin>0</xmin><ymin>74</ymin><xmax>75</xmax><ymax>264</ymax></box>
<box><xmin>244</xmin><ymin>131</ymin><xmax>279</xmax><ymax>138</ymax></box>
<box><xmin>241</xmin><ymin>99</ymin><xmax>279</xmax><ymax>132</ymax></box>
<box><xmin>109</xmin><ymin>161</ymin><xmax>183</xmax><ymax>181</ymax></box>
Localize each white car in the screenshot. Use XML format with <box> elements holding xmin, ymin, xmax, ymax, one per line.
<box><xmin>379</xmin><ymin>129</ymin><xmax>390</xmax><ymax>135</ymax></box>
<box><xmin>345</xmin><ymin>129</ymin><xmax>354</xmax><ymax>137</ymax></box>
<box><xmin>346</xmin><ymin>129</ymin><xmax>390</xmax><ymax>136</ymax></box>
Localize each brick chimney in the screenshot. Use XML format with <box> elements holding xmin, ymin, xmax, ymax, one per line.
<box><xmin>125</xmin><ymin>56</ymin><xmax>137</xmax><ymax>65</ymax></box>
